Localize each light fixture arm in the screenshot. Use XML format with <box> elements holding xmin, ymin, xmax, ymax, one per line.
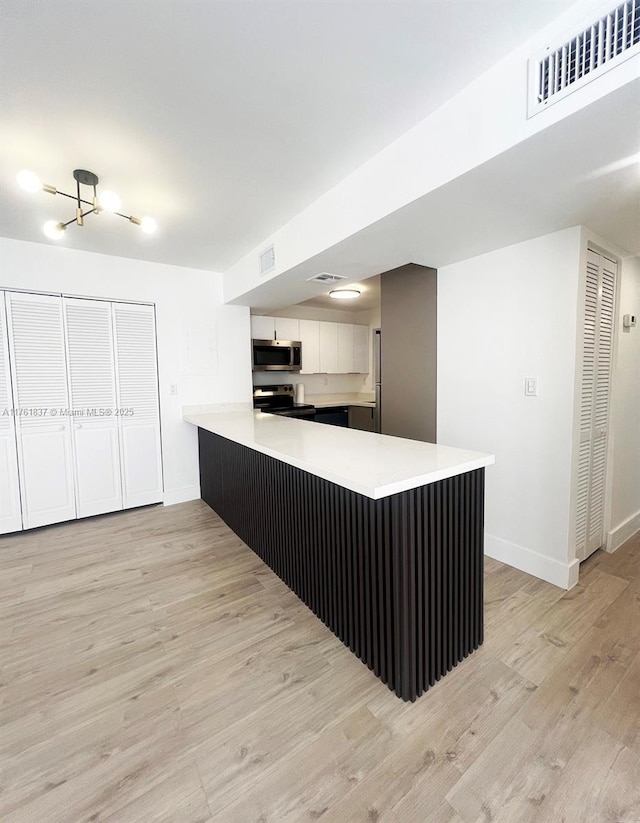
<box><xmin>18</xmin><ymin>167</ymin><xmax>157</xmax><ymax>238</ymax></box>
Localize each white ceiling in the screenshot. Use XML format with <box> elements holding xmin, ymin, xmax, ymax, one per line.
<box><xmin>0</xmin><ymin>0</ymin><xmax>576</xmax><ymax>272</ymax></box>
<box><xmin>238</xmin><ymin>78</ymin><xmax>640</xmax><ymax>312</ymax></box>
<box><xmin>297</xmin><ymin>276</ymin><xmax>381</xmax><ymax>312</ymax></box>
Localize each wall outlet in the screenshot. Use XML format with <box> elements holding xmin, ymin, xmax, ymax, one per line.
<box><xmin>169</xmin><ymin>383</ymin><xmax>178</xmax><ymax>396</ymax></box>
<box><xmin>322</xmin><ymin>375</ymin><xmax>329</xmax><ymax>386</ymax></box>
<box><xmin>524</xmin><ymin>377</ymin><xmax>538</xmax><ymax>397</ymax></box>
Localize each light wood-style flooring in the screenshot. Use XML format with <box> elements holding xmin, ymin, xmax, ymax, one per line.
<box><xmin>1</xmin><ymin>500</ymin><xmax>639</xmax><ymax>822</ymax></box>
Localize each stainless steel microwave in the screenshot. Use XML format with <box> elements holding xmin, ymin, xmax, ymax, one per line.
<box><xmin>252</xmin><ymin>339</ymin><xmax>302</xmax><ymax>372</ymax></box>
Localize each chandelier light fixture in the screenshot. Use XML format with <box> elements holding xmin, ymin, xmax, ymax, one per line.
<box><xmin>329</xmin><ymin>288</ymin><xmax>361</xmax><ymax>300</ymax></box>
<box><xmin>17</xmin><ymin>168</ymin><xmax>157</xmax><ymax>240</ymax></box>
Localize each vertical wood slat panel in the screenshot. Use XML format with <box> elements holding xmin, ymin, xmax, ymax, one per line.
<box><xmin>198</xmin><ymin>429</ymin><xmax>484</xmax><ymax>702</ymax></box>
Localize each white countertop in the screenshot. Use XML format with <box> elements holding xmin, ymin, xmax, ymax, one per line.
<box><xmin>307</xmin><ymin>393</ymin><xmax>376</xmax><ymax>409</ymax></box>
<box><xmin>184</xmin><ymin>410</ymin><xmax>494</xmax><ymax>499</ymax></box>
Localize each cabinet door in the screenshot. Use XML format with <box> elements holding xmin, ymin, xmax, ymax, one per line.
<box><xmin>353</xmin><ymin>325</ymin><xmax>369</xmax><ymax>374</ymax></box>
<box><xmin>319</xmin><ymin>322</ymin><xmax>338</xmax><ymax>374</ymax></box>
<box><xmin>64</xmin><ymin>298</ymin><xmax>123</xmax><ymax>518</ymax></box>
<box><xmin>113</xmin><ymin>302</ymin><xmax>163</xmax><ymax>508</ymax></box>
<box><xmin>251</xmin><ymin>315</ymin><xmax>275</xmax><ymax>340</ymax></box>
<box><xmin>274</xmin><ymin>317</ymin><xmax>300</xmax><ymax>341</ymax></box>
<box><xmin>348</xmin><ymin>405</ymin><xmax>375</xmax><ymax>431</ymax></box>
<box><xmin>299</xmin><ymin>320</ymin><xmax>320</xmax><ymax>374</ymax></box>
<box><xmin>0</xmin><ymin>292</ymin><xmax>23</xmax><ymax>533</ymax></box>
<box><xmin>337</xmin><ymin>324</ymin><xmax>354</xmax><ymax>373</ymax></box>
<box><xmin>6</xmin><ymin>292</ymin><xmax>76</xmax><ymax>528</ymax></box>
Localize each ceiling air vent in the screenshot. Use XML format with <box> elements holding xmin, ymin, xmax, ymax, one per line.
<box><xmin>528</xmin><ymin>0</ymin><xmax>640</xmax><ymax>116</ymax></box>
<box><xmin>306</xmin><ymin>272</ymin><xmax>347</xmax><ymax>284</ymax></box>
<box><xmin>259</xmin><ymin>245</ymin><xmax>276</xmax><ymax>276</ymax></box>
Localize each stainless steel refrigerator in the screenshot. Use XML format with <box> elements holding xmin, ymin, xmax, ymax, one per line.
<box><xmin>373</xmin><ymin>328</ymin><xmax>381</xmax><ymax>433</ymax></box>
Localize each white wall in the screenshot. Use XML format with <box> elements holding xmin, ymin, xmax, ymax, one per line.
<box><xmin>438</xmin><ymin>227</ymin><xmax>583</xmax><ymax>588</ymax></box>
<box><xmin>608</xmin><ymin>254</ymin><xmax>640</xmax><ymax>550</ymax></box>
<box><xmin>0</xmin><ymin>238</ymin><xmax>252</xmax><ymax>504</ymax></box>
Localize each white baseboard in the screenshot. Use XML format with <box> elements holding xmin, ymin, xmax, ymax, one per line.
<box><xmin>485</xmin><ymin>534</ymin><xmax>579</xmax><ymax>590</ymax></box>
<box><xmin>163</xmin><ymin>485</ymin><xmax>201</xmax><ymax>506</ymax></box>
<box><xmin>606</xmin><ymin>510</ymin><xmax>640</xmax><ymax>553</ymax></box>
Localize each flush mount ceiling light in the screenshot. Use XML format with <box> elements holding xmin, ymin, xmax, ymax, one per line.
<box><xmin>329</xmin><ymin>288</ymin><xmax>361</xmax><ymax>300</ymax></box>
<box><xmin>17</xmin><ymin>168</ymin><xmax>157</xmax><ymax>240</ymax></box>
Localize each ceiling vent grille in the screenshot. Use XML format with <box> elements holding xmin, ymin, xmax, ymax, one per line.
<box><xmin>259</xmin><ymin>245</ymin><xmax>276</xmax><ymax>276</ymax></box>
<box><xmin>306</xmin><ymin>273</ymin><xmax>347</xmax><ymax>284</ymax></box>
<box><xmin>528</xmin><ymin>0</ymin><xmax>639</xmax><ymax>116</ymax></box>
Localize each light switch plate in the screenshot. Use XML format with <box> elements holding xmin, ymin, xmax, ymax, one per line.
<box><xmin>525</xmin><ymin>377</ymin><xmax>538</xmax><ymax>397</ymax></box>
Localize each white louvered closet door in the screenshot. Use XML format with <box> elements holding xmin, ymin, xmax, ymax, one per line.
<box><xmin>0</xmin><ymin>292</ymin><xmax>23</xmax><ymax>533</ymax></box>
<box><xmin>6</xmin><ymin>292</ymin><xmax>76</xmax><ymax>529</ymax></box>
<box><xmin>575</xmin><ymin>250</ymin><xmax>617</xmax><ymax>561</ymax></box>
<box><xmin>64</xmin><ymin>298</ymin><xmax>123</xmax><ymax>518</ymax></box>
<box><xmin>113</xmin><ymin>302</ymin><xmax>163</xmax><ymax>508</ymax></box>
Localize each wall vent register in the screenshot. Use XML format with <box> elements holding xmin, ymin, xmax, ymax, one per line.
<box><xmin>528</xmin><ymin>0</ymin><xmax>639</xmax><ymax>115</ymax></box>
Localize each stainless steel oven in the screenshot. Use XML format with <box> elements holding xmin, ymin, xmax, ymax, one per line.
<box><xmin>253</xmin><ymin>384</ymin><xmax>315</xmax><ymax>418</ymax></box>
<box><xmin>252</xmin><ymin>339</ymin><xmax>302</xmax><ymax>372</ymax></box>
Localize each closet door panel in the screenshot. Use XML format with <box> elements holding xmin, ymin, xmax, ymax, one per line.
<box><xmin>120</xmin><ymin>419</ymin><xmax>163</xmax><ymax>504</ymax></box>
<box><xmin>64</xmin><ymin>298</ymin><xmax>123</xmax><ymax>518</ymax></box>
<box><xmin>19</xmin><ymin>422</ymin><xmax>76</xmax><ymax>528</ymax></box>
<box><xmin>575</xmin><ymin>251</ymin><xmax>617</xmax><ymax>561</ymax></box>
<box><xmin>113</xmin><ymin>303</ymin><xmax>163</xmax><ymax>508</ymax></box>
<box><xmin>6</xmin><ymin>292</ymin><xmax>76</xmax><ymax>528</ymax></box>
<box><xmin>0</xmin><ymin>292</ymin><xmax>23</xmax><ymax>533</ymax></box>
<box><xmin>72</xmin><ymin>419</ymin><xmax>122</xmax><ymax>516</ymax></box>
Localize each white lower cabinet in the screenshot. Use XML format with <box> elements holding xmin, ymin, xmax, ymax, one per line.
<box><xmin>17</xmin><ymin>420</ymin><xmax>76</xmax><ymax>529</ymax></box>
<box><xmin>73</xmin><ymin>418</ymin><xmax>123</xmax><ymax>518</ymax></box>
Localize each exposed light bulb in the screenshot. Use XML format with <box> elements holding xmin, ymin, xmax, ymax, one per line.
<box><xmin>17</xmin><ymin>170</ymin><xmax>42</xmax><ymax>193</ymax></box>
<box><xmin>98</xmin><ymin>190</ymin><xmax>121</xmax><ymax>213</ymax></box>
<box><xmin>43</xmin><ymin>220</ymin><xmax>66</xmax><ymax>240</ymax></box>
<box><xmin>139</xmin><ymin>216</ymin><xmax>157</xmax><ymax>234</ymax></box>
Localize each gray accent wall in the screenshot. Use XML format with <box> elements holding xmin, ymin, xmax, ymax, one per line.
<box><xmin>380</xmin><ymin>263</ymin><xmax>437</xmax><ymax>442</ymax></box>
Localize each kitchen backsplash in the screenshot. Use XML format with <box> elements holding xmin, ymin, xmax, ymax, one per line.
<box><xmin>252</xmin><ymin>371</ymin><xmax>370</xmax><ymax>396</ymax></box>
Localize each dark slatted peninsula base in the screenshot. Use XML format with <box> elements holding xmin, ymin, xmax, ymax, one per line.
<box><xmin>198</xmin><ymin>429</ymin><xmax>485</xmax><ymax>701</ymax></box>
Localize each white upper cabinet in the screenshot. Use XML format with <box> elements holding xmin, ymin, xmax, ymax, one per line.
<box><xmin>0</xmin><ymin>292</ymin><xmax>23</xmax><ymax>534</ymax></box>
<box><xmin>353</xmin><ymin>324</ymin><xmax>369</xmax><ymax>374</ymax></box>
<box><xmin>319</xmin><ymin>322</ymin><xmax>339</xmax><ymax>373</ymax></box>
<box><xmin>337</xmin><ymin>324</ymin><xmax>354</xmax><ymax>373</ymax></box>
<box><xmin>113</xmin><ymin>302</ymin><xmax>163</xmax><ymax>509</ymax></box>
<box><xmin>64</xmin><ymin>297</ymin><xmax>123</xmax><ymax>518</ymax></box>
<box><xmin>274</xmin><ymin>317</ymin><xmax>300</xmax><ymax>341</ymax></box>
<box><xmin>251</xmin><ymin>314</ymin><xmax>369</xmax><ymax>374</ymax></box>
<box><xmin>251</xmin><ymin>315</ymin><xmax>300</xmax><ymax>341</ymax></box>
<box><xmin>6</xmin><ymin>292</ymin><xmax>76</xmax><ymax>529</ymax></box>
<box><xmin>251</xmin><ymin>315</ymin><xmax>275</xmax><ymax>340</ymax></box>
<box><xmin>299</xmin><ymin>320</ymin><xmax>320</xmax><ymax>374</ymax></box>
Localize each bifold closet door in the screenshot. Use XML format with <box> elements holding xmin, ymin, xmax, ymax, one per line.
<box><xmin>575</xmin><ymin>250</ymin><xmax>616</xmax><ymax>560</ymax></box>
<box><xmin>113</xmin><ymin>302</ymin><xmax>163</xmax><ymax>508</ymax></box>
<box><xmin>64</xmin><ymin>298</ymin><xmax>123</xmax><ymax>518</ymax></box>
<box><xmin>6</xmin><ymin>292</ymin><xmax>76</xmax><ymax>529</ymax></box>
<box><xmin>0</xmin><ymin>292</ymin><xmax>23</xmax><ymax>533</ymax></box>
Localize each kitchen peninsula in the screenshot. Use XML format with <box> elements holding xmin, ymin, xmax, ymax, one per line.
<box><xmin>184</xmin><ymin>409</ymin><xmax>494</xmax><ymax>701</ymax></box>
